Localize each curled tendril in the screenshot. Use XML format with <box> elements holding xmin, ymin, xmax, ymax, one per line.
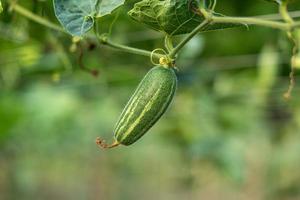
<box><xmin>150</xmin><ymin>48</ymin><xmax>169</xmax><ymax>66</ymax></box>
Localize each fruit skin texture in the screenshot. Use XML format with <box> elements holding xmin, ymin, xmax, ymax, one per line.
<box><xmin>114</xmin><ymin>66</ymin><xmax>177</xmax><ymax>146</ymax></box>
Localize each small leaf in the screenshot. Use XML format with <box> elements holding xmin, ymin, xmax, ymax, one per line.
<box><xmin>128</xmin><ymin>0</ymin><xmax>238</xmax><ymax>36</ymax></box>
<box><xmin>54</xmin><ymin>0</ymin><xmax>125</xmax><ymax>36</ymax></box>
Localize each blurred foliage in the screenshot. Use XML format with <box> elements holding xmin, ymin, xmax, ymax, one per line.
<box><xmin>0</xmin><ymin>0</ymin><xmax>300</xmax><ymax>200</ymax></box>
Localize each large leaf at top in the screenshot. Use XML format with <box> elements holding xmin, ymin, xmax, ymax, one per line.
<box><xmin>54</xmin><ymin>0</ymin><xmax>125</xmax><ymax>36</ymax></box>
<box><xmin>128</xmin><ymin>0</ymin><xmax>238</xmax><ymax>36</ymax></box>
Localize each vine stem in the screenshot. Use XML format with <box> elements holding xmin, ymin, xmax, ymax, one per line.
<box><xmin>10</xmin><ymin>2</ymin><xmax>66</xmax><ymax>33</ymax></box>
<box><xmin>169</xmin><ymin>19</ymin><xmax>211</xmax><ymax>59</ymax></box>
<box><xmin>257</xmin><ymin>10</ymin><xmax>300</xmax><ymax>20</ymax></box>
<box><xmin>212</xmin><ymin>16</ymin><xmax>290</xmax><ymax>30</ymax></box>
<box><xmin>200</xmin><ymin>8</ymin><xmax>297</xmax><ymax>31</ymax></box>
<box><xmin>9</xmin><ymin>2</ymin><xmax>300</xmax><ymax>63</ymax></box>
<box><xmin>96</xmin><ymin>34</ymin><xmax>164</xmax><ymax>60</ymax></box>
<box><xmin>279</xmin><ymin>2</ymin><xmax>294</xmax><ymax>24</ymax></box>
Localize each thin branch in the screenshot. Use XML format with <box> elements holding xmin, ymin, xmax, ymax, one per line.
<box><xmin>255</xmin><ymin>10</ymin><xmax>300</xmax><ymax>20</ymax></box>
<box><xmin>279</xmin><ymin>2</ymin><xmax>294</xmax><ymax>24</ymax></box>
<box><xmin>10</xmin><ymin>3</ymin><xmax>66</xmax><ymax>33</ymax></box>
<box><xmin>200</xmin><ymin>8</ymin><xmax>300</xmax><ymax>31</ymax></box>
<box><xmin>97</xmin><ymin>35</ymin><xmax>164</xmax><ymax>60</ymax></box>
<box><xmin>169</xmin><ymin>19</ymin><xmax>210</xmax><ymax>59</ymax></box>
<box><xmin>211</xmin><ymin>16</ymin><xmax>290</xmax><ymax>30</ymax></box>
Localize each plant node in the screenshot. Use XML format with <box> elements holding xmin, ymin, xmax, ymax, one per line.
<box><xmin>99</xmin><ymin>34</ymin><xmax>109</xmax><ymax>45</ymax></box>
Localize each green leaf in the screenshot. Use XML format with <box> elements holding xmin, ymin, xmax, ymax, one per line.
<box><xmin>97</xmin><ymin>0</ymin><xmax>125</xmax><ymax>17</ymax></box>
<box><xmin>128</xmin><ymin>0</ymin><xmax>237</xmax><ymax>36</ymax></box>
<box><xmin>54</xmin><ymin>0</ymin><xmax>96</xmax><ymax>36</ymax></box>
<box><xmin>54</xmin><ymin>0</ymin><xmax>125</xmax><ymax>36</ymax></box>
<box><xmin>0</xmin><ymin>1</ymin><xmax>3</xmax><ymax>14</ymax></box>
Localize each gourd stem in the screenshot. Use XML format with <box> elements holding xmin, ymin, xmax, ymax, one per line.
<box><xmin>96</xmin><ymin>137</ymin><xmax>120</xmax><ymax>149</ymax></box>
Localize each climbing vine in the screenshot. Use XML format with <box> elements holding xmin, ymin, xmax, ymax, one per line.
<box><xmin>2</xmin><ymin>0</ymin><xmax>300</xmax><ymax>147</ymax></box>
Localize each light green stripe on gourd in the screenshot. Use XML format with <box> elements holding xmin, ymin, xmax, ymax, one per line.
<box><xmin>114</xmin><ymin>94</ymin><xmax>140</xmax><ymax>133</ymax></box>
<box><xmin>114</xmin><ymin>79</ymin><xmax>153</xmax><ymax>134</ymax></box>
<box><xmin>130</xmin><ymin>78</ymin><xmax>176</xmax><ymax>142</ymax></box>
<box><xmin>119</xmin><ymin>86</ymin><xmax>163</xmax><ymax>141</ymax></box>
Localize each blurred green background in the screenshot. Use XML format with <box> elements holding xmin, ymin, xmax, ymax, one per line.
<box><xmin>1</xmin><ymin>0</ymin><xmax>300</xmax><ymax>200</ymax></box>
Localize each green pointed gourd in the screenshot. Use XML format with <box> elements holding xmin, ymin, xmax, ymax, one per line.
<box><xmin>97</xmin><ymin>65</ymin><xmax>177</xmax><ymax>148</ymax></box>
